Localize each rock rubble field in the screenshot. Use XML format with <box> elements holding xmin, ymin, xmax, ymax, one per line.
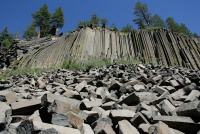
<box><xmin>0</xmin><ymin>64</ymin><xmax>200</xmax><ymax>134</ymax></box>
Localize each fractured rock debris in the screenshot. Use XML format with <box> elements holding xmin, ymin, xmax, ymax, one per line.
<box><xmin>0</xmin><ymin>64</ymin><xmax>200</xmax><ymax>133</ymax></box>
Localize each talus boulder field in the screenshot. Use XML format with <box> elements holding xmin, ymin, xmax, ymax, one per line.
<box><xmin>0</xmin><ymin>64</ymin><xmax>200</xmax><ymax>133</ymax></box>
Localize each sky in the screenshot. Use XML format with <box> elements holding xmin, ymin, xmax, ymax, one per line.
<box><xmin>0</xmin><ymin>0</ymin><xmax>199</xmax><ymax>38</ymax></box>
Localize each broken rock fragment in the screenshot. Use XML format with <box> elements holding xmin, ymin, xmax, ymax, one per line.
<box><xmin>33</xmin><ymin>121</ymin><xmax>81</xmax><ymax>134</ymax></box>
<box><xmin>51</xmin><ymin>113</ymin><xmax>71</xmax><ymax>127</ymax></box>
<box><xmin>118</xmin><ymin>120</ymin><xmax>140</xmax><ymax>134</ymax></box>
<box><xmin>110</xmin><ymin>110</ymin><xmax>135</xmax><ymax>125</ymax></box>
<box><xmin>153</xmin><ymin>115</ymin><xmax>200</xmax><ymax>133</ymax></box>
<box><xmin>177</xmin><ymin>100</ymin><xmax>200</xmax><ymax>119</ymax></box>
<box><xmin>11</xmin><ymin>99</ymin><xmax>41</xmax><ymax>115</ymax></box>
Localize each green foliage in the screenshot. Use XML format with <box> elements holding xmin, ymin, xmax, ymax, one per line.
<box><xmin>85</xmin><ymin>57</ymin><xmax>111</xmax><ymax>69</ymax></box>
<box><xmin>62</xmin><ymin>59</ymin><xmax>84</xmax><ymax>70</ymax></box>
<box><xmin>133</xmin><ymin>1</ymin><xmax>152</xmax><ymax>29</ymax></box>
<box><xmin>32</xmin><ymin>4</ymin><xmax>51</xmax><ymax>37</ymax></box>
<box><xmin>166</xmin><ymin>17</ymin><xmax>180</xmax><ymax>32</ymax></box>
<box><xmin>62</xmin><ymin>57</ymin><xmax>111</xmax><ymax>70</ymax></box>
<box><xmin>77</xmin><ymin>13</ymin><xmax>109</xmax><ymax>29</ymax></box>
<box><xmin>100</xmin><ymin>18</ymin><xmax>108</xmax><ymax>27</ymax></box>
<box><xmin>90</xmin><ymin>13</ymin><xmax>100</xmax><ymax>27</ymax></box>
<box><xmin>0</xmin><ymin>67</ymin><xmax>56</xmax><ymax>79</ymax></box>
<box><xmin>133</xmin><ymin>2</ymin><xmax>166</xmax><ymax>30</ymax></box>
<box><xmin>151</xmin><ymin>14</ymin><xmax>166</xmax><ymax>28</ymax></box>
<box><xmin>78</xmin><ymin>20</ymin><xmax>91</xmax><ymax>28</ymax></box>
<box><xmin>0</xmin><ymin>26</ymin><xmax>14</xmax><ymax>49</ymax></box>
<box><xmin>51</xmin><ymin>7</ymin><xmax>64</xmax><ymax>35</ymax></box>
<box><xmin>115</xmin><ymin>57</ymin><xmax>140</xmax><ymax>65</ymax></box>
<box><xmin>145</xmin><ymin>26</ymin><xmax>161</xmax><ymax>30</ymax></box>
<box><xmin>23</xmin><ymin>20</ymin><xmax>37</xmax><ymax>40</ymax></box>
<box><xmin>121</xmin><ymin>24</ymin><xmax>132</xmax><ymax>33</ymax></box>
<box><xmin>111</xmin><ymin>23</ymin><xmax>118</xmax><ymax>31</ymax></box>
<box><xmin>193</xmin><ymin>33</ymin><xmax>199</xmax><ymax>38</ymax></box>
<box><xmin>179</xmin><ymin>23</ymin><xmax>191</xmax><ymax>35</ymax></box>
<box><xmin>166</xmin><ymin>17</ymin><xmax>195</xmax><ymax>36</ymax></box>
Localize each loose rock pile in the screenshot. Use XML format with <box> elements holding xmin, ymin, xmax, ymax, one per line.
<box><xmin>0</xmin><ymin>64</ymin><xmax>200</xmax><ymax>134</ymax></box>
<box><xmin>0</xmin><ymin>45</ymin><xmax>18</xmax><ymax>70</ymax></box>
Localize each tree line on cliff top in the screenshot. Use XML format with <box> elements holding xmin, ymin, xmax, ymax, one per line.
<box><xmin>0</xmin><ymin>2</ymin><xmax>199</xmax><ymax>49</ymax></box>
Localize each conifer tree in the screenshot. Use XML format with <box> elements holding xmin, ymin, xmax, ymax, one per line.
<box><xmin>133</xmin><ymin>1</ymin><xmax>152</xmax><ymax>28</ymax></box>
<box><xmin>151</xmin><ymin>14</ymin><xmax>166</xmax><ymax>28</ymax></box>
<box><xmin>51</xmin><ymin>7</ymin><xmax>64</xmax><ymax>35</ymax></box>
<box><xmin>0</xmin><ymin>26</ymin><xmax>14</xmax><ymax>49</ymax></box>
<box><xmin>90</xmin><ymin>13</ymin><xmax>100</xmax><ymax>27</ymax></box>
<box><xmin>101</xmin><ymin>18</ymin><xmax>108</xmax><ymax>28</ymax></box>
<box><xmin>121</xmin><ymin>24</ymin><xmax>132</xmax><ymax>33</ymax></box>
<box><xmin>32</xmin><ymin>4</ymin><xmax>51</xmax><ymax>37</ymax></box>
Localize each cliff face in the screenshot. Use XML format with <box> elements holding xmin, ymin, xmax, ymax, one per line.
<box><xmin>16</xmin><ymin>27</ymin><xmax>200</xmax><ymax>69</ymax></box>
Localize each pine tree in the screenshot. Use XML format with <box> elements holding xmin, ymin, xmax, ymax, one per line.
<box><xmin>166</xmin><ymin>17</ymin><xmax>180</xmax><ymax>33</ymax></box>
<box><xmin>121</xmin><ymin>24</ymin><xmax>132</xmax><ymax>33</ymax></box>
<box><xmin>179</xmin><ymin>23</ymin><xmax>191</xmax><ymax>36</ymax></box>
<box><xmin>90</xmin><ymin>13</ymin><xmax>100</xmax><ymax>27</ymax></box>
<box><xmin>193</xmin><ymin>33</ymin><xmax>199</xmax><ymax>38</ymax></box>
<box><xmin>151</xmin><ymin>14</ymin><xmax>166</xmax><ymax>28</ymax></box>
<box><xmin>133</xmin><ymin>1</ymin><xmax>152</xmax><ymax>28</ymax></box>
<box><xmin>0</xmin><ymin>26</ymin><xmax>14</xmax><ymax>49</ymax></box>
<box><xmin>77</xmin><ymin>20</ymin><xmax>90</xmax><ymax>29</ymax></box>
<box><xmin>166</xmin><ymin>17</ymin><xmax>192</xmax><ymax>36</ymax></box>
<box><xmin>23</xmin><ymin>20</ymin><xmax>37</xmax><ymax>40</ymax></box>
<box><xmin>51</xmin><ymin>7</ymin><xmax>64</xmax><ymax>35</ymax></box>
<box><xmin>100</xmin><ymin>18</ymin><xmax>108</xmax><ymax>28</ymax></box>
<box><xmin>32</xmin><ymin>4</ymin><xmax>51</xmax><ymax>37</ymax></box>
<box><xmin>111</xmin><ymin>23</ymin><xmax>118</xmax><ymax>31</ymax></box>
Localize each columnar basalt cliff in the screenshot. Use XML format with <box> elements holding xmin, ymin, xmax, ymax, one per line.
<box><xmin>1</xmin><ymin>27</ymin><xmax>200</xmax><ymax>69</ymax></box>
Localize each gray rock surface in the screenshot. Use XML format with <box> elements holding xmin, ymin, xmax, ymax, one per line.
<box><xmin>0</xmin><ymin>64</ymin><xmax>200</xmax><ymax>133</ymax></box>
<box><xmin>1</xmin><ymin>27</ymin><xmax>200</xmax><ymax>70</ymax></box>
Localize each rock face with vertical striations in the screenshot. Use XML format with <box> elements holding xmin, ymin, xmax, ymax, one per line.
<box><xmin>1</xmin><ymin>27</ymin><xmax>200</xmax><ymax>70</ymax></box>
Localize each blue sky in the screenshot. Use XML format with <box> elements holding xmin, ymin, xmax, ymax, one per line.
<box><xmin>0</xmin><ymin>0</ymin><xmax>199</xmax><ymax>38</ymax></box>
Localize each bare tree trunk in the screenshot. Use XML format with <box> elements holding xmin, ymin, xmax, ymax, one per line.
<box><xmin>140</xmin><ymin>9</ymin><xmax>151</xmax><ymax>26</ymax></box>
<box><xmin>38</xmin><ymin>30</ymin><xmax>40</xmax><ymax>38</ymax></box>
<box><xmin>56</xmin><ymin>28</ymin><xmax>58</xmax><ymax>36</ymax></box>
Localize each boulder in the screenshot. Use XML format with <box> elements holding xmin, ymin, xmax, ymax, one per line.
<box><xmin>80</xmin><ymin>123</ymin><xmax>94</xmax><ymax>134</ymax></box>
<box><xmin>9</xmin><ymin>120</ymin><xmax>34</xmax><ymax>134</ymax></box>
<box><xmin>33</xmin><ymin>121</ymin><xmax>81</xmax><ymax>134</ymax></box>
<box><xmin>67</xmin><ymin>112</ymin><xmax>84</xmax><ymax>129</ymax></box>
<box><xmin>118</xmin><ymin>120</ymin><xmax>140</xmax><ymax>134</ymax></box>
<box><xmin>109</xmin><ymin>110</ymin><xmax>135</xmax><ymax>124</ymax></box>
<box><xmin>153</xmin><ymin>115</ymin><xmax>200</xmax><ymax>133</ymax></box>
<box><xmin>51</xmin><ymin>113</ymin><xmax>71</xmax><ymax>127</ymax></box>
<box><xmin>11</xmin><ymin>99</ymin><xmax>41</xmax><ymax>115</ymax></box>
<box><xmin>177</xmin><ymin>101</ymin><xmax>200</xmax><ymax>119</ymax></box>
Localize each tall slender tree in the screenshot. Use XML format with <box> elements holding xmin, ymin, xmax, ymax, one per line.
<box><xmin>100</xmin><ymin>18</ymin><xmax>108</xmax><ymax>28</ymax></box>
<box><xmin>0</xmin><ymin>26</ymin><xmax>14</xmax><ymax>49</ymax></box>
<box><xmin>90</xmin><ymin>13</ymin><xmax>100</xmax><ymax>27</ymax></box>
<box><xmin>133</xmin><ymin>1</ymin><xmax>152</xmax><ymax>29</ymax></box>
<box><xmin>50</xmin><ymin>7</ymin><xmax>64</xmax><ymax>35</ymax></box>
<box><xmin>32</xmin><ymin>4</ymin><xmax>51</xmax><ymax>37</ymax></box>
